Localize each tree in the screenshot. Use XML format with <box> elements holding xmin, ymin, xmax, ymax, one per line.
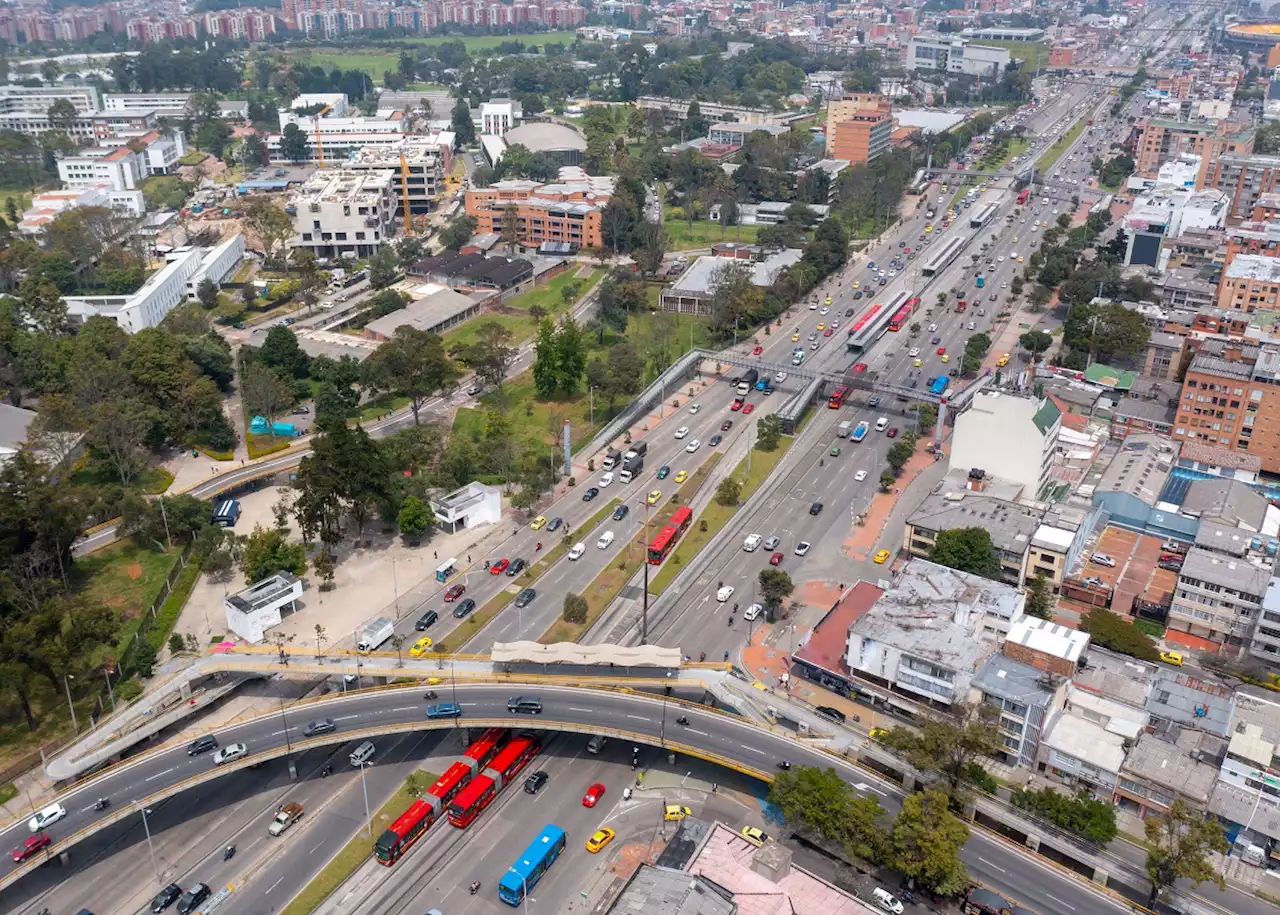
<box><xmin>258</xmin><ymin>325</ymin><xmax>310</xmax><ymax>378</ymax></box>
<box><xmin>715</xmin><ymin>477</ymin><xmax>741</xmax><ymax>506</ymax></box>
<box><xmin>879</xmin><ymin>704</ymin><xmax>1002</xmax><ymax>799</ymax></box>
<box><xmin>239</xmin><ymin>524</ymin><xmax>307</xmax><ymax>583</ymax></box>
<box><xmin>240</xmin><ymin>133</ymin><xmax>266</xmax><ymax>167</ymax></box>
<box><xmin>396</xmin><ymin>236</ymin><xmax>425</xmax><ymax>270</ymax></box>
<box><xmin>312</xmin><ymin>546</ymin><xmax>336</xmax><ymax>591</ymax></box>
<box><xmin>532</xmin><ymin>318</ymin><xmax>559</xmax><ymax>399</ymax></box>
<box><xmin>929</xmin><ymin>527</ymin><xmax>1001</xmax><ymax>580</ymax></box>
<box><xmin>1063</xmin><ymin>301</ymin><xmax>1150</xmax><ymax>363</ymax></box>
<box><xmin>397</xmin><ymin>495</ymin><xmax>434</xmax><ymax>538</ymax></box>
<box><xmin>368</xmin><ymin>247</ymin><xmax>399</xmax><ymax>289</ymax></box>
<box><xmin>769</xmin><ymin>766</ymin><xmax>888</xmax><ymax>864</ymax></box>
<box><xmin>758</xmin><ymin>568</ymin><xmax>794</xmax><ymax>617</ymax></box>
<box><xmin>1025</xmin><ymin>572</ymin><xmax>1054</xmax><ymax>620</ymax></box>
<box><xmin>1019</xmin><ymin>329</ymin><xmax>1052</xmax><ymax>360</ymax></box>
<box><xmin>891</xmin><ymin>788</ymin><xmax>970</xmax><ymax>896</ymax></box>
<box><xmin>1011</xmin><ymin>786</ymin><xmax>1117</xmax><ymax>844</ymax></box>
<box><xmin>451</xmin><ymin>98</ymin><xmax>476</xmax><ymax>146</ymax></box>
<box><xmin>279</xmin><ymin>123</ymin><xmax>310</xmax><ymax>163</ymax></box>
<box><xmin>196</xmin><ymin>278</ymin><xmax>219</xmax><ymax>310</ymax></box>
<box><xmin>46</xmin><ymin>98</ymin><xmax>78</xmax><ymax>137</ymax></box>
<box><xmin>454</xmin><ymin>321</ymin><xmax>517</xmax><ymax>391</ymax></box>
<box><xmin>563</xmin><ymin>592</ymin><xmax>588</xmax><ymax>624</ymax></box>
<box><xmin>499</xmin><ymin>204</ymin><xmax>522</xmax><ymax>253</ymax></box>
<box><xmin>244</xmin><ymin>199</ymin><xmax>294</xmax><ymax>271</ymax></box>
<box><xmin>1081</xmin><ymin>609</ymin><xmax>1159</xmax><ymax>661</ymax></box>
<box><xmin>241</xmin><ymin>361</ymin><xmax>295</xmax><ymax>434</ymax></box>
<box><xmin>363</xmin><ymin>325</ymin><xmax>460</xmax><ymax>425</ymax></box>
<box><xmin>439</xmin><ymin>213</ymin><xmax>477</xmax><ymax>250</ymax></box>
<box><xmin>755</xmin><ymin>414</ymin><xmax>783</xmax><ymax>451</ymax></box>
<box><xmin>1144</xmin><ymin>801</ymin><xmax>1227</xmax><ymax>908</ymax></box>
<box><xmin>916</xmin><ymin>402</ymin><xmax>938</xmax><ymax>431</ymax></box>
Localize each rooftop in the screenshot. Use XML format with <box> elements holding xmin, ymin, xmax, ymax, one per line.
<box><xmin>1005</xmin><ymin>617</ymin><xmax>1090</xmax><ymax>665</ymax></box>
<box><xmin>364</xmin><ymin>286</ymin><xmax>483</xmax><ymax>339</ymax></box>
<box><xmin>1224</xmin><ymin>253</ymin><xmax>1280</xmax><ymax>283</ymax></box>
<box><xmin>290</xmin><ymin>169</ymin><xmax>393</xmax><ymax>204</ymax></box>
<box><xmin>1180</xmin><ymin>477</ymin><xmax>1268</xmax><ymax>529</ymax></box>
<box><xmin>1211</xmin><ymin>781</ymin><xmax>1280</xmax><ymax>841</ymax></box>
<box><xmin>1230</xmin><ymin>689</ymin><xmax>1280</xmax><ymax>745</ymax></box>
<box><xmin>1178</xmin><ymin>546</ymin><xmax>1273</xmax><ymax>594</ymax></box>
<box><xmin>792</xmin><ymin>581</ymin><xmax>883</xmax><ymax>677</ymax></box>
<box><xmin>1042</xmin><ymin>711</ymin><xmax>1127</xmax><ymax>775</ymax></box>
<box><xmin>607</xmin><ymin>865</ymin><xmax>735</xmax><ymax>915</ymax></box>
<box><xmin>1121</xmin><ymin>730</ymin><xmax>1218</xmax><ymax>802</ymax></box>
<box><xmin>1071</xmin><ymin>647</ymin><xmax>1156</xmax><ymax>710</ymax></box>
<box><xmin>670</xmin><ymin>251</ymin><xmax>803</xmax><ymax>298</ymax></box>
<box><xmin>971</xmin><ymin>655</ymin><xmax>1063</xmax><ymax>709</ymax></box>
<box><xmin>503</xmin><ymin>121</ymin><xmax>587</xmax><ymax>152</ymax></box>
<box><xmin>1095</xmin><ymin>433</ymin><xmax>1175</xmax><ymax>504</ymax></box>
<box><xmin>225</xmin><ymin>572</ymin><xmax>301</xmax><ymax>615</ymax></box>
<box><xmin>906</xmin><ymin>488</ymin><xmax>1043</xmax><ymax>556</ymax></box>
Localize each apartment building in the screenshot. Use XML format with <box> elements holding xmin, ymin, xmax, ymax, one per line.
<box><xmin>1160</xmin><ymin>267</ymin><xmax>1218</xmax><ymax>311</ymax></box>
<box><xmin>480</xmin><ymin>99</ymin><xmax>521</xmax><ymax>136</ymax></box>
<box><xmin>950</xmin><ymin>391</ymin><xmax>1061</xmax><ymax>497</ymax></box>
<box><xmin>1168</xmin><ymin>546</ymin><xmax>1273</xmax><ymax>647</ymax></box>
<box><xmin>1173</xmin><ymin>339</ymin><xmax>1280</xmax><ymax>472</ymax></box>
<box><xmin>825</xmin><ymin>106</ymin><xmax>893</xmax><ymax>166</ymax></box>
<box><xmin>0</xmin><ymin>84</ymin><xmax>100</xmax><ymax>116</ymax></box>
<box><xmin>465</xmin><ymin>177</ymin><xmax>609</xmax><ymax>251</ymax></box>
<box><xmin>57</xmin><ymin>146</ymin><xmax>144</xmax><ymax>192</ymax></box>
<box><xmin>1135</xmin><ymin>119</ymin><xmax>1255</xmax><ymax>187</ymax></box>
<box><xmin>287</xmin><ymin>171</ymin><xmax>399</xmax><ymax>259</ymax></box>
<box><xmin>1216</xmin><ymin>254</ymin><xmax>1280</xmax><ymax>313</ymax></box>
<box><xmin>970</xmin><ymin>655</ymin><xmax>1067</xmax><ymax>768</ymax></box>
<box><xmin>1114</xmin><ymin>729</ymin><xmax>1218</xmax><ymax>819</ymax></box>
<box><xmin>1205</xmin><ymin>153</ymin><xmax>1280</xmax><ymax>221</ymax></box>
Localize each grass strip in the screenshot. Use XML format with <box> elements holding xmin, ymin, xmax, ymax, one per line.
<box><xmin>537</xmin><ymin>458</ymin><xmax>720</xmax><ymax>644</ymax></box>
<box><xmin>279</xmin><ymin>772</ymin><xmax>439</xmax><ymax>915</ymax></box>
<box><xmin>440</xmin><ymin>497</ymin><xmax>623</xmax><ymax>653</ymax></box>
<box><xmin>650</xmin><ymin>433</ymin><xmax>795</xmax><ymax>595</ymax></box>
<box><xmin>246</xmin><ymin>434</ymin><xmax>296</xmax><ymax>459</ymax></box>
<box><xmin>147</xmin><ymin>557</ymin><xmax>203</xmax><ymax>651</ymax></box>
<box><xmin>1035</xmin><ymin>117</ymin><xmax>1087</xmax><ymax>176</ymax></box>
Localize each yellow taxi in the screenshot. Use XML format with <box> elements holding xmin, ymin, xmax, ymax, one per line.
<box><xmin>1159</xmin><ymin>650</ymin><xmax>1184</xmax><ymax>666</ymax></box>
<box><xmin>585</xmin><ymin>827</ymin><xmax>616</xmax><ymax>853</ymax></box>
<box><xmin>1012</xmin><ymin>236</ymin><xmax>1018</xmax><ymax>243</ymax></box>
<box><xmin>913</xmin><ymin>358</ymin><xmax>923</xmax><ymax>367</ymax></box>
<box><xmin>940</xmin><ymin>354</ymin><xmax>949</xmax><ymax>364</ymax></box>
<box><xmin>852</xmin><ymin>281</ymin><xmax>861</xmax><ymax>289</ymax></box>
<box><xmin>869</xmin><ymin>727</ymin><xmax>890</xmax><ymax>741</ymax></box>
<box><xmin>664</xmin><ymin>805</ymin><xmax>692</xmax><ymax>821</ymax></box>
<box><xmin>824</xmin><ymin>295</ymin><xmax>832</xmax><ymax>306</ymax></box>
<box><xmin>1016</xmin><ymin>256</ymin><xmax>1024</xmax><ymax>263</ymax></box>
<box><xmin>792</xmin><ymin>332</ymin><xmax>801</xmax><ymax>342</ymax></box>
<box><xmin>674</xmin><ymin>470</ymin><xmax>689</xmax><ymax>483</ymax></box>
<box><xmin>647</xmin><ymin>490</ymin><xmax>662</xmax><ymax>505</ymax></box>
<box><xmin>874</xmin><ymin>549</ymin><xmax>891</xmax><ymax>564</ymax></box>
<box><xmin>996</xmin><ymin>353</ymin><xmax>1010</xmax><ymax>367</ymax></box>
<box><xmin>410</xmin><ymin>636</ymin><xmax>433</xmax><ymax>658</ymax></box>
<box><xmin>531</xmin><ymin>516</ymin><xmax>547</xmax><ymax>530</ymax></box>
<box><xmin>925</xmin><ymin>224</ymin><xmax>933</xmax><ymax>233</ymax></box>
<box><xmin>740</xmin><ymin>825</ymin><xmax>771</xmax><ymax>847</ymax></box>
<box><xmin>816</xmin><ymin>322</ymin><xmax>826</xmax><ymax>331</ymax></box>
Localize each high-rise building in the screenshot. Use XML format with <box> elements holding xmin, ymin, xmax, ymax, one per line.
<box><xmin>1173</xmin><ymin>339</ymin><xmax>1280</xmax><ymax>472</ymax></box>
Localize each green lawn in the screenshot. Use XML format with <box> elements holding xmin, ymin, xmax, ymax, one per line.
<box><xmin>664</xmin><ymin>217</ymin><xmax>761</xmax><ymax>252</ymax></box>
<box><xmin>75</xmin><ymin>542</ymin><xmax>182</xmax><ymax>623</ymax></box>
<box><xmin>1035</xmin><ymin>118</ymin><xmax>1087</xmax><ymax>175</ymax></box>
<box><xmin>443</xmin><ymin>267</ymin><xmax>605</xmax><ymax>350</ymax></box>
<box><xmin>981</xmin><ymin>40</ymin><xmax>1046</xmax><ymax>70</ymax></box>
<box><xmin>391</xmin><ymin>32</ymin><xmax>580</xmax><ymax>52</ymax></box>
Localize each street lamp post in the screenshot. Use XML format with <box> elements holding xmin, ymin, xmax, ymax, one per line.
<box><xmin>63</xmin><ymin>674</ymin><xmax>78</xmax><ymax>736</ymax></box>
<box><xmin>139</xmin><ymin>804</ymin><xmax>162</xmax><ymax>885</ymax></box>
<box><xmin>506</xmin><ymin>867</ymin><xmax>530</xmax><ymax>915</ymax></box>
<box><xmin>104</xmin><ymin>668</ymin><xmax>116</xmax><ymax>713</ymax></box>
<box><xmin>358</xmin><ymin>760</ymin><xmax>373</xmax><ymax>836</ymax></box>
<box><xmin>279</xmin><ymin>698</ymin><xmax>292</xmax><ymax>752</ymax></box>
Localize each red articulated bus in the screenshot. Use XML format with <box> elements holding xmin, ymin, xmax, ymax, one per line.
<box><xmin>1016</xmin><ymin>188</ymin><xmax>1030</xmax><ymax>206</ymax></box>
<box><xmin>827</xmin><ymin>385</ymin><xmax>849</xmax><ymax>409</ymax></box>
<box><xmin>647</xmin><ymin>506</ymin><xmax>694</xmax><ymax>565</ymax></box>
<box><xmin>374</xmin><ymin>728</ymin><xmax>510</xmax><ymax>864</ymax></box>
<box><xmin>887</xmin><ymin>304</ymin><xmax>912</xmax><ymax>332</ymax></box>
<box><xmin>448</xmin><ymin>735</ymin><xmax>541</xmax><ymax>829</ymax></box>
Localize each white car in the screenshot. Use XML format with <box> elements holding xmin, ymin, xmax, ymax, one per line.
<box><xmin>998</xmin><ymin>256</ymin><xmax>1005</xmax><ymax>263</ymax></box>
<box><xmin>598</xmin><ymin>472</ymin><xmax>614</xmax><ymax>488</ymax></box>
<box><xmin>794</xmin><ymin>541</ymin><xmax>811</xmax><ymax>556</ymax></box>
<box><xmin>28</xmin><ymin>803</ymin><xmax>66</xmax><ymax>833</ymax></box>
<box><xmin>688</xmin><ymin>404</ymin><xmax>700</xmax><ymax>415</ymax></box>
<box><xmin>774</xmin><ymin>371</ymin><xmax>787</xmax><ymax>383</ymax></box>
<box><xmin>685</xmin><ymin>439</ymin><xmax>701</xmax><ymax>453</ymax></box>
<box><xmin>927</xmin><ymin>323</ymin><xmax>937</xmax><ymax>332</ymax></box>
<box><xmin>743</xmin><ymin>603</ymin><xmax>764</xmax><ymax>622</ymax></box>
<box><xmin>674</xmin><ymin>426</ymin><xmax>689</xmax><ymax>439</ymax></box>
<box><xmin>716</xmin><ymin>585</ymin><xmax>735</xmax><ymax>602</ymax></box>
<box><xmin>213</xmin><ymin>742</ymin><xmax>248</xmax><ymax>765</ymax></box>
<box><xmin>809</xmin><ymin>302</ymin><xmax>818</xmax><ymax>310</ymax></box>
<box><xmin>854</xmin><ymin>470</ymin><xmax>868</xmax><ymax>482</ymax></box>
<box><xmin>908</xmin><ymin>347</ymin><xmax>920</xmax><ymax>357</ymax></box>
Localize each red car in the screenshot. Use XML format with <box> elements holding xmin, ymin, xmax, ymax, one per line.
<box><xmin>742</xmin><ymin>403</ymin><xmax>755</xmax><ymax>415</ymax></box>
<box><xmin>12</xmin><ymin>833</ymin><xmax>50</xmax><ymax>863</ymax></box>
<box><xmin>752</xmin><ymin>345</ymin><xmax>763</xmax><ymax>355</ymax></box>
<box><xmin>886</xmin><ymin>427</ymin><xmax>899</xmax><ymax>438</ymax></box>
<box><xmin>730</xmin><ymin>399</ymin><xmax>743</xmax><ymax>412</ymax></box>
<box><xmin>769</xmin><ymin>552</ymin><xmax>783</xmax><ymax>566</ymax></box>
<box><xmin>936</xmin><ymin>346</ymin><xmax>946</xmax><ymax>355</ymax></box>
<box><xmin>490</xmin><ymin>558</ymin><xmax>510</xmax><ymax>575</ymax></box>
<box><xmin>443</xmin><ymin>583</ymin><xmax>466</xmax><ymax>602</ymax></box>
<box><xmin>583</xmin><ymin>783</ymin><xmax>606</xmax><ymax>807</ymax></box>
<box><xmin>852</xmin><ymin>362</ymin><xmax>868</xmax><ymax>373</ymax></box>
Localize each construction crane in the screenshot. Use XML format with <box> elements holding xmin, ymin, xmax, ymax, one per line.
<box><xmin>314</xmin><ymin>105</ymin><xmax>331</xmax><ymax>167</ymax></box>
<box><xmin>400</xmin><ymin>153</ymin><xmax>413</xmax><ymax>235</ymax></box>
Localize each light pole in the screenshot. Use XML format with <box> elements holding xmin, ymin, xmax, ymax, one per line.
<box><xmin>139</xmin><ymin>804</ymin><xmax>162</xmax><ymax>885</ymax></box>
<box><xmin>279</xmin><ymin>698</ymin><xmax>292</xmax><ymax>752</ymax></box>
<box><xmin>506</xmin><ymin>867</ymin><xmax>530</xmax><ymax>915</ymax></box>
<box><xmin>104</xmin><ymin>668</ymin><xmax>116</xmax><ymax>713</ymax></box>
<box><xmin>450</xmin><ymin>655</ymin><xmax>460</xmax><ymax>727</ymax></box>
<box><xmin>63</xmin><ymin>674</ymin><xmax>78</xmax><ymax>736</ymax></box>
<box><xmin>358</xmin><ymin>760</ymin><xmax>373</xmax><ymax>836</ymax></box>
<box><xmin>589</xmin><ymin>385</ymin><xmax>597</xmax><ymax>429</ymax></box>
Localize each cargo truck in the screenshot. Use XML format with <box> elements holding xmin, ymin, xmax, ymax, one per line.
<box><xmin>602</xmin><ymin>449</ymin><xmax>622</xmax><ymax>470</ymax></box>
<box><xmin>623</xmin><ymin>442</ymin><xmax>647</xmax><ymax>465</ymax></box>
<box><xmin>736</xmin><ymin>369</ymin><xmax>759</xmax><ymax>396</ymax></box>
<box><xmin>357</xmin><ymin>617</ymin><xmax>394</xmax><ymax>652</ymax></box>
<box><xmin>837</xmin><ymin>420</ymin><xmax>853</xmax><ymax>438</ymax></box>
<box><xmin>269</xmin><ymin>802</ymin><xmax>304</xmax><ymax>836</ymax></box>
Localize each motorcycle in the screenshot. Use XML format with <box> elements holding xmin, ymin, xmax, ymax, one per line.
<box><xmin>698</xmin><ymin>652</ymin><xmax>706</xmax><ymax>662</ymax></box>
<box><xmin>676</xmin><ymin>716</ymin><xmax>690</xmax><ymax>726</ymax></box>
<box><xmin>93</xmin><ymin>797</ymin><xmax>110</xmax><ymax>811</ymax></box>
<box><xmin>424</xmin><ymin>690</ymin><xmax>438</xmax><ymax>700</ymax></box>
<box><xmin>469</xmin><ymin>881</ymin><xmax>481</xmax><ymax>896</ymax></box>
<box><xmin>623</xmin><ymin>787</ymin><xmax>633</xmax><ymax>800</ymax></box>
<box><xmin>728</xmin><ymin>616</ymin><xmax>734</xmax><ymax>626</ymax></box>
<box><xmin>321</xmin><ymin>763</ymin><xmax>333</xmax><ymax>778</ymax></box>
<box><xmin>777</xmin><ymin>761</ymin><xmax>792</xmax><ymax>771</ymax></box>
<box><xmin>224</xmin><ymin>845</ymin><xmax>236</xmax><ymax>861</ymax></box>
<box><xmin>535</xmin><ymin>542</ymin><xmax>542</xmax><ymax>551</ymax></box>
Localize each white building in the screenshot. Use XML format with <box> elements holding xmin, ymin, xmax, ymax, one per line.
<box><xmin>20</xmin><ymin>187</ymin><xmax>113</xmax><ymax>234</ymax></box>
<box><xmin>287</xmin><ymin>171</ymin><xmax>398</xmax><ymax>259</ymax></box>
<box><xmin>344</xmin><ymin>137</ymin><xmax>453</xmax><ymax>217</ymax></box>
<box><xmin>270</xmin><ymin>92</ymin><xmax>415</xmax><ymax>163</ymax></box>
<box><xmin>906</xmin><ymin>36</ymin><xmax>1011</xmax><ymax>77</ymax></box>
<box><xmin>223</xmin><ymin>572</ymin><xmax>304</xmax><ymax>644</ymax></box>
<box><xmin>0</xmin><ymin>84</ymin><xmax>100</xmax><ymax>115</ymax></box>
<box><xmin>57</xmin><ymin>145</ymin><xmax>143</xmax><ymax>192</ymax></box>
<box><xmin>63</xmin><ymin>235</ymin><xmax>245</xmax><ymax>333</ymax></box>
<box><xmin>1123</xmin><ymin>184</ymin><xmax>1229</xmax><ymax>268</ymax></box>
<box><xmin>103</xmin><ymin>92</ymin><xmax>192</xmax><ymax>117</ymax></box>
<box><xmin>430</xmin><ymin>482</ymin><xmax>502</xmax><ymax>534</ymax></box>
<box><xmin>950</xmin><ymin>392</ymin><xmax>1061</xmax><ymax>499</ymax></box>
<box><xmin>480</xmin><ymin>99</ymin><xmax>521</xmax><ymax>136</ymax></box>
<box><xmin>1041</xmin><ymin>685</ymin><xmax>1147</xmax><ymax>794</ymax></box>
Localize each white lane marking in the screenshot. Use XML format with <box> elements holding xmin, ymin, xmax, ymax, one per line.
<box><xmin>852</xmin><ymin>782</ymin><xmax>886</xmax><ymax>797</ymax></box>
<box><xmin>265</xmin><ymin>877</ymin><xmax>283</xmax><ymax>894</ymax></box>
<box><xmin>978</xmin><ymin>856</ymin><xmax>1007</xmax><ymax>875</ymax></box>
<box><xmin>688</xmin><ymin>729</ymin><xmax>709</xmax><ymax>737</ymax></box>
<box><xmin>627</xmin><ymin>715</ymin><xmax>650</xmax><ymax>722</ymax></box>
<box><xmin>309</xmin><ymin>839</ymin><xmax>325</xmax><ymax>854</ymax></box>
<box><xmin>569</xmin><ymin>707</ymin><xmax>594</xmax><ymax>713</ymax></box>
<box><xmin>391</xmin><ymin>706</ymin><xmax>417</xmax><ymax>713</ymax></box>
<box><xmin>145</xmin><ymin>767</ymin><xmax>175</xmax><ymax>782</ymax></box>
<box><xmin>334</xmin><ymin>715</ymin><xmax>359</xmax><ymax>721</ymax></box>
<box><xmin>740</xmin><ymin>745</ymin><xmax>765</xmax><ymax>756</ymax></box>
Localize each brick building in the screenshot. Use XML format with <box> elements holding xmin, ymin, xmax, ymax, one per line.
<box><xmin>1173</xmin><ymin>339</ymin><xmax>1280</xmax><ymax>472</ymax></box>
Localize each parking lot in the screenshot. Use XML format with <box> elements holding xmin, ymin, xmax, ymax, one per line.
<box><xmin>1074</xmin><ymin>525</ymin><xmax>1179</xmax><ymax>617</ymax></box>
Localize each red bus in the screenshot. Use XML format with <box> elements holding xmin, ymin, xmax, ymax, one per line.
<box><xmin>1015</xmin><ymin>188</ymin><xmax>1030</xmax><ymax>206</ymax></box>
<box><xmin>647</xmin><ymin>506</ymin><xmax>695</xmax><ymax>565</ymax></box>
<box><xmin>375</xmin><ymin>799</ymin><xmax>438</xmax><ymax>865</ymax></box>
<box><xmin>827</xmin><ymin>385</ymin><xmax>849</xmax><ymax>409</ymax></box>
<box><xmin>463</xmin><ymin>727</ymin><xmax>507</xmax><ymax>769</ymax></box>
<box><xmin>887</xmin><ymin>304</ymin><xmax>912</xmax><ymax>332</ymax></box>
<box><xmin>448</xmin><ymin>736</ymin><xmax>540</xmax><ymax>828</ymax></box>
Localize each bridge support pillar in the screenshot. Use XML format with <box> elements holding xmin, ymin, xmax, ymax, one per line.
<box><xmin>1025</xmin><ymin>833</ymin><xmax>1041</xmax><ymax>853</ymax></box>
<box><xmin>1091</xmin><ymin>866</ymin><xmax>1110</xmax><ymax>887</ymax></box>
<box><xmin>288</xmin><ymin>759</ymin><xmax>298</xmax><ymax>781</ymax></box>
<box><xmin>902</xmin><ymin>773</ymin><xmax>918</xmax><ymax>793</ymax></box>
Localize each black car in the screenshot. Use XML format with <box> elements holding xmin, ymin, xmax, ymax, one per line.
<box><xmin>613</xmin><ymin>505</ymin><xmax>630</xmax><ymax>521</ymax></box>
<box><xmin>582</xmin><ymin>487</ymin><xmax>599</xmax><ymax>502</ymax></box>
<box><xmin>720</xmin><ymin>420</ymin><xmax>733</xmax><ymax>431</ymax></box>
<box><xmin>514</xmin><ymin>589</ymin><xmax>536</xmax><ymax>608</ymax></box>
<box><xmin>506</xmin><ymin>558</ymin><xmax>526</xmax><ymax>576</ymax></box>
<box><xmin>524</xmin><ymin>770</ymin><xmax>549</xmax><ymax>794</ymax></box>
<box><xmin>187</xmin><ymin>735</ymin><xmax>217</xmax><ymax>756</ymax></box>
<box><xmin>452</xmin><ymin>598</ymin><xmax>477</xmax><ymax>619</ymax></box>
<box><xmin>809</xmin><ymin>502</ymin><xmax>823</xmax><ymax>515</ymax></box>
<box><xmin>709</xmin><ymin>435</ymin><xmax>722</xmax><ymax>446</ymax></box>
<box><xmin>414</xmin><ymin>610</ymin><xmax>439</xmax><ymax>631</ymax></box>
<box><xmin>845</xmin><ymin>308</ymin><xmax>855</xmax><ymax>317</ymax></box>
<box><xmin>815</xmin><ymin>706</ymin><xmax>846</xmax><ymax>723</ymax></box>
<box><xmin>931</xmin><ymin>335</ymin><xmax>942</xmax><ymax>345</ymax></box>
<box><xmin>304</xmin><ymin>718</ymin><xmax>336</xmax><ymax>737</ymax></box>
<box><xmin>177</xmin><ymin>884</ymin><xmax>210</xmax><ymax>915</ymax></box>
<box><xmin>152</xmin><ymin>884</ymin><xmax>182</xmax><ymax>913</ymax></box>
<box><xmin>547</xmin><ymin>517</ymin><xmax>563</xmax><ymax>531</ymax></box>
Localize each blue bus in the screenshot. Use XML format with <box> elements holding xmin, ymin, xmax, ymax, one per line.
<box><xmin>928</xmin><ymin>376</ymin><xmax>950</xmax><ymax>396</ymax></box>
<box><xmin>498</xmin><ymin>824</ymin><xmax>566</xmax><ymax>905</ymax></box>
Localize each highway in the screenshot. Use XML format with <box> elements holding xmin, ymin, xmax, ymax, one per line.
<box><xmin>1</xmin><ymin>682</ymin><xmax>1248</xmax><ymax>915</ymax></box>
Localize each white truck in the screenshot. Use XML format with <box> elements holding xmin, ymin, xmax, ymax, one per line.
<box><xmin>357</xmin><ymin>617</ymin><xmax>394</xmax><ymax>652</ymax></box>
<box><xmin>837</xmin><ymin>420</ymin><xmax>853</xmax><ymax>438</ymax></box>
<box><xmin>269</xmin><ymin>802</ymin><xmax>304</xmax><ymax>836</ymax></box>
